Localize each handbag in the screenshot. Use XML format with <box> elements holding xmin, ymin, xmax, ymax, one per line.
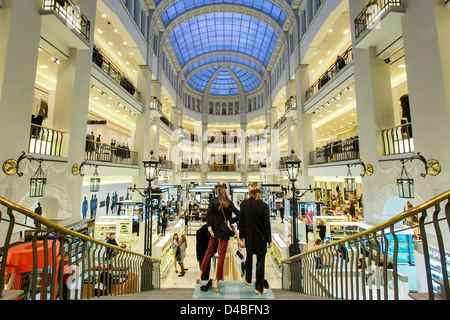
<box><xmin>222</xmin><ymin>208</ymin><xmax>235</xmax><ymax>237</ymax></box>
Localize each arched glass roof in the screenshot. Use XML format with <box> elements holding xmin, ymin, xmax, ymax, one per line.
<box><xmin>160</xmin><ymin>0</ymin><xmax>287</xmax><ymax>28</ymax></box>
<box><xmin>184</xmin><ymin>56</ymin><xmax>264</xmax><ymax>78</ymax></box>
<box><xmin>187</xmin><ymin>66</ymin><xmax>220</xmax><ymax>93</ymax></box>
<box><xmin>209</xmin><ymin>68</ymin><xmax>239</xmax><ymax>96</ymax></box>
<box><xmin>228</xmin><ymin>66</ymin><xmax>261</xmax><ymax>92</ymax></box>
<box><xmin>169</xmin><ymin>12</ymin><xmax>279</xmax><ymax>69</ymax></box>
<box><xmin>155</xmin><ymin>0</ymin><xmax>292</xmax><ymax>8</ymax></box>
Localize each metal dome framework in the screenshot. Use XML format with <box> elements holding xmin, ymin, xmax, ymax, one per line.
<box><xmin>151</xmin><ymin>0</ymin><xmax>296</xmax><ymax>102</ymax></box>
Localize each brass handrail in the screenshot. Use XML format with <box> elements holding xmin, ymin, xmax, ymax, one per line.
<box><xmin>0</xmin><ymin>195</ymin><xmax>160</xmax><ymax>262</ymax></box>
<box><xmin>381</xmin><ymin>122</ymin><xmax>411</xmax><ymax>133</ymax></box>
<box><xmin>30</xmin><ymin>123</ymin><xmax>65</xmax><ymax>134</ymax></box>
<box><xmin>282</xmin><ymin>189</ymin><xmax>450</xmax><ymax>263</ymax></box>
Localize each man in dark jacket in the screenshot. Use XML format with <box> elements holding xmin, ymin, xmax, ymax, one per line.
<box><xmin>239</xmin><ymin>183</ymin><xmax>272</xmax><ymax>295</ymax></box>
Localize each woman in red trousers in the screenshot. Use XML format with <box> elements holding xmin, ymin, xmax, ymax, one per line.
<box><xmin>196</xmin><ymin>184</ymin><xmax>239</xmax><ymax>293</ymax></box>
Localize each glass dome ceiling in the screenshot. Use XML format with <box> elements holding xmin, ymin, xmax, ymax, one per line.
<box><xmin>155</xmin><ymin>0</ymin><xmax>289</xmax><ymax>97</ymax></box>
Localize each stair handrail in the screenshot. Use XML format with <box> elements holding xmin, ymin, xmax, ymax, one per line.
<box><xmin>0</xmin><ymin>195</ymin><xmax>160</xmax><ymax>300</ymax></box>
<box><xmin>281</xmin><ymin>189</ymin><xmax>450</xmax><ymax>300</ymax></box>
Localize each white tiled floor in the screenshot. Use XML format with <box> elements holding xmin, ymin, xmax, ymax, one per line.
<box><xmin>138</xmin><ymin>216</ymin><xmax>293</xmax><ymax>290</ymax></box>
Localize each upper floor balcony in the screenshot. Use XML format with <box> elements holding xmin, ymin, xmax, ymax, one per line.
<box><xmin>29</xmin><ymin>123</ymin><xmax>65</xmax><ymax>157</ymax></box>
<box><xmin>354</xmin><ymin>0</ymin><xmax>405</xmax><ymax>50</ymax></box>
<box><xmin>381</xmin><ymin>122</ymin><xmax>414</xmax><ymax>156</ymax></box>
<box><xmin>41</xmin><ymin>0</ymin><xmax>91</xmax><ymax>52</ymax></box>
<box><xmin>310</xmin><ymin>137</ymin><xmax>360</xmax><ymax>166</ymax></box>
<box><xmin>306</xmin><ymin>46</ymin><xmax>353</xmax><ymax>102</ymax></box>
<box><xmin>92</xmin><ymin>47</ymin><xmax>141</xmax><ymax>102</ymax></box>
<box><xmin>85</xmin><ymin>139</ymin><xmax>138</xmax><ymax>166</ymax></box>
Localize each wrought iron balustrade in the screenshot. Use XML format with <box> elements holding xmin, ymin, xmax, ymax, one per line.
<box><xmin>310</xmin><ymin>138</ymin><xmax>360</xmax><ymax>165</ymax></box>
<box><xmin>29</xmin><ymin>124</ymin><xmax>64</xmax><ymax>157</ymax></box>
<box><xmin>282</xmin><ymin>190</ymin><xmax>450</xmax><ymax>300</ymax></box>
<box><xmin>381</xmin><ymin>122</ymin><xmax>414</xmax><ymax>156</ymax></box>
<box><xmin>306</xmin><ymin>46</ymin><xmax>353</xmax><ymax>101</ymax></box>
<box><xmin>85</xmin><ymin>140</ymin><xmax>138</xmax><ymax>166</ymax></box>
<box><xmin>0</xmin><ymin>196</ymin><xmax>160</xmax><ymax>300</ymax></box>
<box><xmin>92</xmin><ymin>47</ymin><xmax>141</xmax><ymax>101</ymax></box>
<box><xmin>42</xmin><ymin>0</ymin><xmax>90</xmax><ymax>42</ymax></box>
<box><xmin>354</xmin><ymin>0</ymin><xmax>403</xmax><ymax>40</ymax></box>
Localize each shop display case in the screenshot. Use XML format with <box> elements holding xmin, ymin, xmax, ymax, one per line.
<box><xmin>94</xmin><ymin>221</ymin><xmax>117</xmax><ymax>242</ymax></box>
<box><xmin>270</xmin><ymin>233</ymin><xmax>289</xmax><ymax>270</ymax></box>
<box><xmin>327</xmin><ymin>221</ymin><xmax>359</xmax><ymax>241</ymax></box>
<box><xmin>96</xmin><ymin>216</ymin><xmax>133</xmax><ymax>248</ymax></box>
<box><xmin>154</xmin><ymin>234</ymin><xmax>174</xmax><ymax>274</ymax></box>
<box><xmin>313</xmin><ymin>215</ymin><xmax>349</xmax><ymax>240</ymax></box>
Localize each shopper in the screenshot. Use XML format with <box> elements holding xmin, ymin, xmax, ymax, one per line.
<box><xmin>172</xmin><ymin>233</ymin><xmax>180</xmax><ymax>273</ymax></box>
<box><xmin>196</xmin><ymin>215</ymin><xmax>214</xmax><ymax>281</ymax></box>
<box><xmin>161</xmin><ymin>212</ymin><xmax>168</xmax><ymax>236</ymax></box>
<box><xmin>279</xmin><ymin>203</ymin><xmax>284</xmax><ymax>224</ymax></box>
<box><xmin>184</xmin><ymin>210</ymin><xmax>189</xmax><ymax>231</ymax></box>
<box><xmin>239</xmin><ymin>183</ymin><xmax>272</xmax><ymax>295</ymax></box>
<box><xmin>81</xmin><ymin>197</ymin><xmax>88</xmax><ymax>219</ymax></box>
<box><xmin>318</xmin><ymin>220</ymin><xmax>327</xmax><ymax>240</ymax></box>
<box><xmin>196</xmin><ymin>184</ymin><xmax>240</xmax><ymax>293</ymax></box>
<box><xmin>177</xmin><ymin>234</ymin><xmax>188</xmax><ymax>277</ymax></box>
<box><xmin>106</xmin><ymin>233</ymin><xmax>118</xmax><ymax>260</ymax></box>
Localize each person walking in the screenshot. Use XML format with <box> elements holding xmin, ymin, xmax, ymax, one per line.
<box><xmin>196</xmin><ymin>215</ymin><xmax>214</xmax><ymax>281</ymax></box>
<box><xmin>196</xmin><ymin>184</ymin><xmax>240</xmax><ymax>293</ymax></box>
<box><xmin>239</xmin><ymin>183</ymin><xmax>272</xmax><ymax>295</ymax></box>
<box><xmin>161</xmin><ymin>212</ymin><xmax>168</xmax><ymax>236</ymax></box>
<box><xmin>172</xmin><ymin>233</ymin><xmax>180</xmax><ymax>273</ymax></box>
<box><xmin>177</xmin><ymin>234</ymin><xmax>188</xmax><ymax>277</ymax></box>
<box><xmin>279</xmin><ymin>203</ymin><xmax>285</xmax><ymax>224</ymax></box>
<box><xmin>82</xmin><ymin>197</ymin><xmax>88</xmax><ymax>219</ymax></box>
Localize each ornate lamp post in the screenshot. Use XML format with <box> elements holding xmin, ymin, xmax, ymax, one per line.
<box><xmin>142</xmin><ymin>150</ymin><xmax>158</xmax><ymax>256</ymax></box>
<box><xmin>285</xmin><ymin>150</ymin><xmax>302</xmax><ymax>257</ymax></box>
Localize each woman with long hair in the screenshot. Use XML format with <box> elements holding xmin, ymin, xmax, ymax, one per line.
<box><xmin>177</xmin><ymin>234</ymin><xmax>188</xmax><ymax>277</ymax></box>
<box><xmin>196</xmin><ymin>184</ymin><xmax>239</xmax><ymax>293</ymax></box>
<box><xmin>239</xmin><ymin>183</ymin><xmax>272</xmax><ymax>295</ymax></box>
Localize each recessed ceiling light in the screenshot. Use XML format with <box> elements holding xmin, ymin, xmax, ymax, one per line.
<box><xmin>102</xmin><ymin>14</ymin><xmax>107</xmax><ymax>18</ymax></box>
<box><xmin>318</xmin><ymin>61</ymin><xmax>323</xmax><ymax>65</ymax></box>
<box><xmin>40</xmin><ymin>65</ymin><xmax>48</xmax><ymax>69</ymax></box>
<box><xmin>329</xmin><ymin>29</ymin><xmax>333</xmax><ymax>33</ymax></box>
<box><xmin>114</xmin><ymin>29</ymin><xmax>118</xmax><ymax>33</ymax></box>
<box><xmin>327</xmin><ymin>51</ymin><xmax>331</xmax><ymax>55</ymax></box>
<box><xmin>399</xmin><ymin>65</ymin><xmax>406</xmax><ymax>68</ymax></box>
<box><xmin>344</xmin><ymin>29</ymin><xmax>349</xmax><ymax>35</ymax></box>
<box><xmin>98</xmin><ymin>29</ymin><xmax>103</xmax><ymax>34</ymax></box>
<box><xmin>108</xmin><ymin>42</ymin><xmax>113</xmax><ymax>46</ymax></box>
<box><xmin>118</xmin><ymin>52</ymin><xmax>122</xmax><ymax>56</ymax></box>
<box><xmin>123</xmin><ymin>42</ymin><xmax>127</xmax><ymax>45</ymax></box>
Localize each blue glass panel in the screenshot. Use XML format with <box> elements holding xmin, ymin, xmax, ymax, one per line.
<box><xmin>160</xmin><ymin>0</ymin><xmax>287</xmax><ymax>28</ymax></box>
<box><xmin>187</xmin><ymin>66</ymin><xmax>220</xmax><ymax>93</ymax></box>
<box><xmin>209</xmin><ymin>68</ymin><xmax>239</xmax><ymax>96</ymax></box>
<box><xmin>169</xmin><ymin>12</ymin><xmax>279</xmax><ymax>68</ymax></box>
<box><xmin>184</xmin><ymin>56</ymin><xmax>264</xmax><ymax>78</ymax></box>
<box><xmin>229</xmin><ymin>66</ymin><xmax>261</xmax><ymax>92</ymax></box>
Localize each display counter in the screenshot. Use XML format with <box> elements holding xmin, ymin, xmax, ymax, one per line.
<box><xmin>96</xmin><ymin>216</ymin><xmax>133</xmax><ymax>248</ymax></box>
<box><xmin>270</xmin><ymin>233</ymin><xmax>289</xmax><ymax>271</ymax></box>
<box><xmin>154</xmin><ymin>233</ymin><xmax>174</xmax><ymax>274</ymax></box>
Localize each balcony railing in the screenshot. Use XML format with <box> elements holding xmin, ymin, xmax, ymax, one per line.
<box><xmin>42</xmin><ymin>0</ymin><xmax>90</xmax><ymax>42</ymax></box>
<box><xmin>29</xmin><ymin>124</ymin><xmax>64</xmax><ymax>157</ymax></box>
<box><xmin>0</xmin><ymin>195</ymin><xmax>160</xmax><ymax>300</ymax></box>
<box><xmin>354</xmin><ymin>0</ymin><xmax>403</xmax><ymax>40</ymax></box>
<box><xmin>285</xmin><ymin>96</ymin><xmax>297</xmax><ymax>113</ymax></box>
<box><xmin>85</xmin><ymin>140</ymin><xmax>138</xmax><ymax>165</ymax></box>
<box><xmin>248</xmin><ymin>163</ymin><xmax>267</xmax><ymax>172</ymax></box>
<box><xmin>306</xmin><ymin>46</ymin><xmax>353</xmax><ymax>101</ymax></box>
<box><xmin>92</xmin><ymin>47</ymin><xmax>141</xmax><ymax>101</ymax></box>
<box><xmin>181</xmin><ymin>163</ymin><xmax>201</xmax><ymax>172</ymax></box>
<box><xmin>282</xmin><ymin>189</ymin><xmax>450</xmax><ymax>300</ymax></box>
<box><xmin>382</xmin><ymin>123</ymin><xmax>414</xmax><ymax>156</ymax></box>
<box><xmin>310</xmin><ymin>138</ymin><xmax>360</xmax><ymax>165</ymax></box>
<box><xmin>207</xmin><ymin>164</ymin><xmax>241</xmax><ymax>172</ymax></box>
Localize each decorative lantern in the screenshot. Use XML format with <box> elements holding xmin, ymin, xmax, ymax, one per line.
<box><xmin>90</xmin><ymin>166</ymin><xmax>101</xmax><ymax>192</ymax></box>
<box><xmin>345</xmin><ymin>167</ymin><xmax>356</xmax><ymax>193</ymax></box>
<box><xmin>285</xmin><ymin>150</ymin><xmax>301</xmax><ymax>182</ymax></box>
<box><xmin>397</xmin><ymin>163</ymin><xmax>414</xmax><ymax>199</ymax></box>
<box><xmin>30</xmin><ymin>162</ymin><xmax>47</xmax><ymax>198</ymax></box>
<box><xmin>143</xmin><ymin>150</ymin><xmax>158</xmax><ymax>182</ymax></box>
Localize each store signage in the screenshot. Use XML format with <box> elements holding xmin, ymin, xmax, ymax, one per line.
<box><xmin>87</xmin><ymin>120</ymin><xmax>107</xmax><ymax>125</ymax></box>
<box><xmin>428</xmin><ymin>246</ymin><xmax>450</xmax><ymax>265</ymax></box>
